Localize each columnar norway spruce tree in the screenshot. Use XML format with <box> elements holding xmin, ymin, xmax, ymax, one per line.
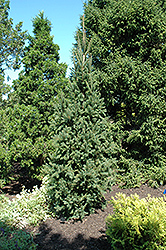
<box><xmin>2</xmin><ymin>12</ymin><xmax>67</xmax><ymax>178</ymax></box>
<box><xmin>45</xmin><ymin>20</ymin><xmax>120</xmax><ymax>220</ymax></box>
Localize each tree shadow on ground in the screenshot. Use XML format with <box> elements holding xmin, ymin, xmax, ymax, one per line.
<box><xmin>34</xmin><ymin>221</ymin><xmax>113</xmax><ymax>250</ymax></box>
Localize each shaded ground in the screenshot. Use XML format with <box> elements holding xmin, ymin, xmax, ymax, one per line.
<box><xmin>2</xmin><ymin>180</ymin><xmax>166</xmax><ymax>250</ymax></box>
<box><xmin>1</xmin><ymin>176</ymin><xmax>41</xmax><ymax>199</ymax></box>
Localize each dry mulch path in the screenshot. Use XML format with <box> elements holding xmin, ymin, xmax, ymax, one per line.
<box><xmin>2</xmin><ymin>180</ymin><xmax>166</xmax><ymax>250</ymax></box>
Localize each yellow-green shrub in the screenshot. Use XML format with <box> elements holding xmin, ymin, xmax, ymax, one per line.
<box><xmin>106</xmin><ymin>193</ymin><xmax>166</xmax><ymax>250</ymax></box>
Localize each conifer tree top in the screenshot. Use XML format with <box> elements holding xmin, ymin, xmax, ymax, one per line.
<box><xmin>13</xmin><ymin>11</ymin><xmax>67</xmax><ymax>106</ymax></box>
<box><xmin>32</xmin><ymin>11</ymin><xmax>52</xmax><ymax>36</ymax></box>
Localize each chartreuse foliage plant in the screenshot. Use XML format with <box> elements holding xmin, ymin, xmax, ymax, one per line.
<box><xmin>45</xmin><ymin>21</ymin><xmax>120</xmax><ymax>220</ymax></box>
<box><xmin>106</xmin><ymin>193</ymin><xmax>166</xmax><ymax>250</ymax></box>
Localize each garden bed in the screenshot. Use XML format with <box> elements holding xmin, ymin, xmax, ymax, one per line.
<box><xmin>6</xmin><ymin>183</ymin><xmax>164</xmax><ymax>250</ymax></box>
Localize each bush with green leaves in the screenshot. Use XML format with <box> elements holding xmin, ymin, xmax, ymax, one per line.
<box><xmin>0</xmin><ymin>221</ymin><xmax>36</xmax><ymax>250</ymax></box>
<box><xmin>117</xmin><ymin>156</ymin><xmax>145</xmax><ymax>188</ymax></box>
<box><xmin>106</xmin><ymin>193</ymin><xmax>166</xmax><ymax>250</ymax></box>
<box><xmin>0</xmin><ymin>178</ymin><xmax>50</xmax><ymax>228</ymax></box>
<box><xmin>45</xmin><ymin>24</ymin><xmax>120</xmax><ymax>220</ymax></box>
<box><xmin>3</xmin><ymin>103</ymin><xmax>47</xmax><ymax>178</ymax></box>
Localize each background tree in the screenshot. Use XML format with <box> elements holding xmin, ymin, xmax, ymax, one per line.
<box><xmin>0</xmin><ymin>0</ymin><xmax>26</xmax><ymax>182</ymax></box>
<box><xmin>76</xmin><ymin>0</ymin><xmax>166</xmax><ymax>187</ymax></box>
<box><xmin>0</xmin><ymin>0</ymin><xmax>26</xmax><ymax>102</ymax></box>
<box><xmin>45</xmin><ymin>20</ymin><xmax>120</xmax><ymax>220</ymax></box>
<box><xmin>1</xmin><ymin>12</ymin><xmax>67</xmax><ymax>180</ymax></box>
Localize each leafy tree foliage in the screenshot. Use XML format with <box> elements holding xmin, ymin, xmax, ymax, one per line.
<box><xmin>0</xmin><ymin>0</ymin><xmax>26</xmax><ymax>102</ymax></box>
<box><xmin>0</xmin><ymin>0</ymin><xmax>26</xmax><ymax>182</ymax></box>
<box><xmin>1</xmin><ymin>12</ymin><xmax>67</xmax><ymax>179</ymax></box>
<box><xmin>45</xmin><ymin>23</ymin><xmax>120</xmax><ymax>220</ymax></box>
<box><xmin>78</xmin><ymin>0</ymin><xmax>166</xmax><ymax>186</ymax></box>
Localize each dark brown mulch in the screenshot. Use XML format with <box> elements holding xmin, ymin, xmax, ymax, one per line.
<box><xmin>31</xmin><ymin>184</ymin><xmax>166</xmax><ymax>250</ymax></box>
<box><xmin>2</xmin><ymin>180</ymin><xmax>166</xmax><ymax>250</ymax></box>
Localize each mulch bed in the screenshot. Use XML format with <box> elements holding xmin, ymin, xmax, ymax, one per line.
<box><xmin>2</xmin><ymin>180</ymin><xmax>166</xmax><ymax>250</ymax></box>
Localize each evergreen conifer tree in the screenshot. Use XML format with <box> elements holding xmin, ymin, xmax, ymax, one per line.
<box><xmin>78</xmin><ymin>0</ymin><xmax>166</xmax><ymax>187</ymax></box>
<box><xmin>2</xmin><ymin>12</ymin><xmax>67</xmax><ymax>178</ymax></box>
<box><xmin>45</xmin><ymin>18</ymin><xmax>119</xmax><ymax>220</ymax></box>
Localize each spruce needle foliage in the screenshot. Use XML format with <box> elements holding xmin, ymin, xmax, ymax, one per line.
<box><xmin>45</xmin><ymin>18</ymin><xmax>119</xmax><ymax>220</ymax></box>
<box><xmin>80</xmin><ymin>0</ymin><xmax>166</xmax><ymax>187</ymax></box>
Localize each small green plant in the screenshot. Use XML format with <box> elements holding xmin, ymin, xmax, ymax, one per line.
<box><xmin>0</xmin><ymin>177</ymin><xmax>51</xmax><ymax>228</ymax></box>
<box><xmin>0</xmin><ymin>221</ymin><xmax>36</xmax><ymax>250</ymax></box>
<box><xmin>106</xmin><ymin>193</ymin><xmax>166</xmax><ymax>250</ymax></box>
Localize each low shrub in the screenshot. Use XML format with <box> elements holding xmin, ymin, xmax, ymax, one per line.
<box><xmin>0</xmin><ymin>177</ymin><xmax>51</xmax><ymax>228</ymax></box>
<box><xmin>0</xmin><ymin>221</ymin><xmax>36</xmax><ymax>250</ymax></box>
<box><xmin>106</xmin><ymin>193</ymin><xmax>166</xmax><ymax>250</ymax></box>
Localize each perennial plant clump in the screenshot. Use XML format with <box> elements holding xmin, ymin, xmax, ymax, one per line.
<box><xmin>0</xmin><ymin>177</ymin><xmax>51</xmax><ymax>228</ymax></box>
<box><xmin>0</xmin><ymin>221</ymin><xmax>36</xmax><ymax>250</ymax></box>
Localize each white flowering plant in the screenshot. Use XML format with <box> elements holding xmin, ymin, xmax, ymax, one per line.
<box><xmin>0</xmin><ymin>177</ymin><xmax>51</xmax><ymax>229</ymax></box>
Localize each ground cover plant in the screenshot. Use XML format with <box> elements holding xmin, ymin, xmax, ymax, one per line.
<box><xmin>0</xmin><ymin>221</ymin><xmax>36</xmax><ymax>250</ymax></box>
<box><xmin>0</xmin><ymin>179</ymin><xmax>51</xmax><ymax>250</ymax></box>
<box><xmin>0</xmin><ymin>180</ymin><xmax>50</xmax><ymax>229</ymax></box>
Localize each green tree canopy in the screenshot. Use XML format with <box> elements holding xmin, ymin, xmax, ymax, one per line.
<box><xmin>77</xmin><ymin>0</ymin><xmax>166</xmax><ymax>187</ymax></box>
<box><xmin>0</xmin><ymin>0</ymin><xmax>26</xmax><ymax>182</ymax></box>
<box><xmin>1</xmin><ymin>12</ymin><xmax>67</xmax><ymax>179</ymax></box>
<box><xmin>81</xmin><ymin>0</ymin><xmax>166</xmax><ymax>121</ymax></box>
<box><xmin>0</xmin><ymin>0</ymin><xmax>26</xmax><ymax>102</ymax></box>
